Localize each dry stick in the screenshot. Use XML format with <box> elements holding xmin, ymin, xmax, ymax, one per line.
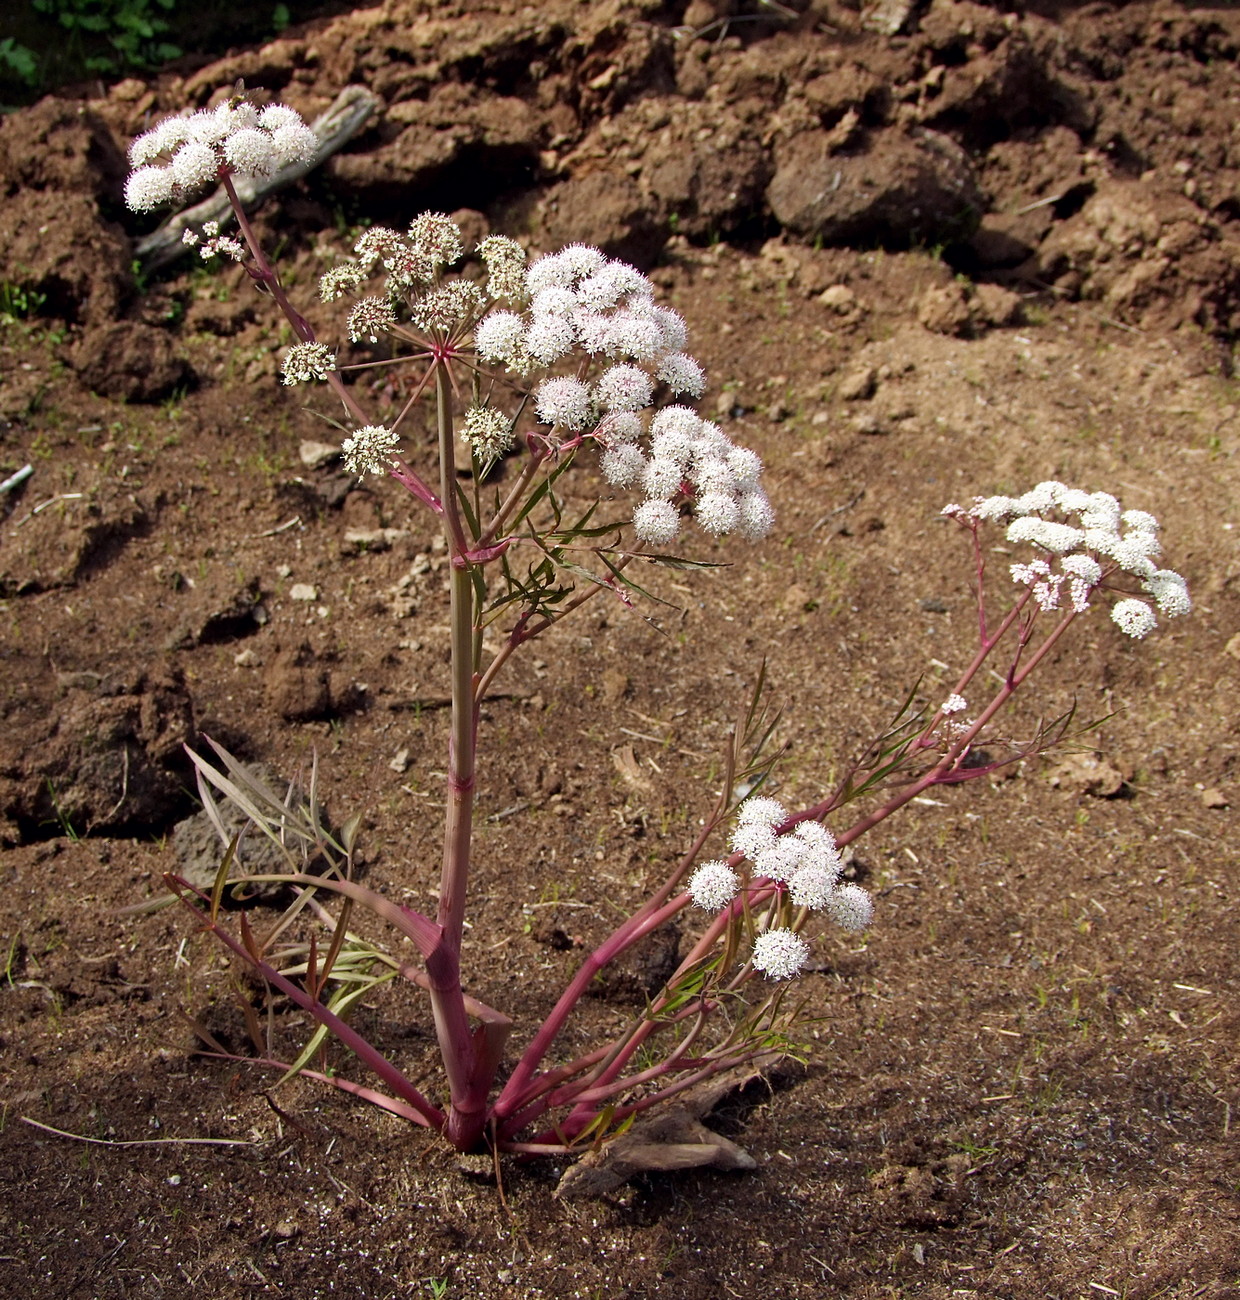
<box><xmin>21</xmin><ymin>1117</ymin><xmax>254</xmax><ymax>1148</ymax></box>
<box><xmin>134</xmin><ymin>86</ymin><xmax>381</xmax><ymax>273</ymax></box>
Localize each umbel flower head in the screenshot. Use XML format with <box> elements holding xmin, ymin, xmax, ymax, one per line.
<box><xmin>688</xmin><ymin>796</ymin><xmax>874</xmax><ymax>981</ymax></box>
<box><xmin>125</xmin><ymin>97</ymin><xmax>317</xmax><ymax>212</ymax></box>
<box><xmin>944</xmin><ymin>482</ymin><xmax>1190</xmax><ymax>638</ymax></box>
<box><xmin>314</xmin><ymin>214</ymin><xmax>774</xmax><ymax>546</ymax></box>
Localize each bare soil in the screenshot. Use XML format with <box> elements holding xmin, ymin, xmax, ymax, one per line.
<box><xmin>2</xmin><ymin>2</ymin><xmax>1240</xmax><ymax>1297</ymax></box>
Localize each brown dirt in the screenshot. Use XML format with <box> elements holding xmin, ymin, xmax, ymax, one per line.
<box><xmin>2</xmin><ymin>1</ymin><xmax>1240</xmax><ymax>1296</ymax></box>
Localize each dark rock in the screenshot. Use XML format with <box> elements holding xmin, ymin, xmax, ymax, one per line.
<box><xmin>536</xmin><ymin>171</ymin><xmax>667</xmax><ymax>269</ymax></box>
<box><xmin>265</xmin><ymin>641</ymin><xmax>332</xmax><ymax>722</ymax></box>
<box><xmin>768</xmin><ymin>128</ymin><xmax>983</xmax><ymax>249</ymax></box>
<box><xmin>71</xmin><ymin>322</ymin><xmax>191</xmax><ymax>403</ymax></box>
<box><xmin>0</xmin><ymin>670</ymin><xmax>195</xmax><ymax>838</ymax></box>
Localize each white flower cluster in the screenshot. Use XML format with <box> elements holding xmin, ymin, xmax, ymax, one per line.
<box><xmin>341</xmin><ymin>424</ymin><xmax>400</xmax><ymax>476</ymax></box>
<box><xmin>687</xmin><ymin>796</ymin><xmax>874</xmax><ymax>981</ymax></box>
<box><xmin>475</xmin><ymin>244</ymin><xmax>703</xmax><ymax>393</ymax></box>
<box><xmin>125</xmin><ymin>99</ymin><xmax>317</xmax><ymax>212</ymax></box>
<box><xmin>181</xmin><ymin>219</ymin><xmax>245</xmax><ymax>263</ymax></box>
<box><xmin>945</xmin><ymin>482</ymin><xmax>1190</xmax><ymax>638</ymax></box>
<box><xmin>323</xmin><ymin>213</ymin><xmax>470</xmax><ymax>305</ymax></box>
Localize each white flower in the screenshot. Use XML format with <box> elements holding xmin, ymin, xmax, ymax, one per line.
<box><xmin>650</xmin><ymin>405</ymin><xmax>702</xmax><ymax>439</ymax></box>
<box><xmin>171</xmin><ymin>141</ymin><xmax>219</xmax><ymax>191</ymax></box>
<box><xmin>475</xmin><ymin>311</ymin><xmax>526</xmax><ymax>364</ymax></box>
<box><xmin>124</xmin><ymin>165</ymin><xmax>176</xmax><ymax>211</ymax></box>
<box><xmin>688</xmin><ymin>860</ymin><xmax>740</xmax><ymax>911</ymax></box>
<box><xmin>657</xmin><ymin>352</ymin><xmax>707</xmax><ymax>398</ymax></box>
<box><xmin>596</xmin><ymin>364</ymin><xmax>654</xmax><ymax>413</ymax></box>
<box><xmin>535</xmin><ymin>377</ymin><xmax>592</xmax><ymax>430</ymax></box>
<box><xmin>407</xmin><ymin>212</ymin><xmax>463</xmax><ymax>268</ymax></box>
<box><xmin>690</xmin><ymin>458</ymin><xmax>734</xmax><ymax>493</ymax></box>
<box><xmin>600</xmin><ymin>443</ymin><xmax>647</xmax><ymax>488</ymax></box>
<box><xmin>726</xmin><ymin>446</ymin><xmax>762</xmax><ymax>488</ymax></box>
<box><xmin>575</xmin><ymin>269</ymin><xmax>626</xmax><ymax>311</ymax></box>
<box><xmin>1006</xmin><ymin>517</ymin><xmax>1084</xmax><ymax>555</ymax></box>
<box><xmin>354</xmin><ymin>226</ymin><xmax>404</xmax><ymax>268</ymax></box>
<box><xmin>1144</xmin><ymin>569</ymin><xmax>1191</xmax><ymax>617</ymax></box>
<box><xmin>463</xmin><ymin>405</ymin><xmax>514</xmax><ymax>463</ymax></box>
<box><xmin>559</xmin><ymin>243</ymin><xmax>607</xmax><ymax>278</ymax></box>
<box><xmin>605</xmin><ymin>313</ymin><xmax>665</xmax><ymax>361</ymax></box>
<box><xmin>525</xmin><ymin>314</ymin><xmax>576</xmax><ymax>364</ymax></box>
<box><xmin>827</xmin><ymin>883</ymin><xmax>874</xmax><ymax>932</ymax></box>
<box><xmin>347</xmin><ymin>297</ymin><xmax>397</xmax><ymax>343</ymax></box>
<box><xmin>650</xmin><ymin>427</ymin><xmax>697</xmax><ymax>468</ymax></box>
<box><xmin>751</xmin><ymin>929</ymin><xmax>810</xmax><ymax>980</ymax></box>
<box><xmin>1121</xmin><ymin>508</ymin><xmax>1159</xmax><ymax>533</ymax></box>
<box><xmin>1062</xmin><ymin>554</ymin><xmax>1102</xmax><ymax>586</ymax></box>
<box><xmin>941</xmin><ymin>694</ymin><xmax>967</xmax><ymax>714</ymax></box>
<box><xmin>526</xmin><ymin>252</ymin><xmax>575</xmax><ymax>295</ymax></box>
<box><xmin>410</xmin><ymin>281</ymin><xmax>485</xmax><ymax>332</ymax></box>
<box><xmin>1014</xmin><ymin>480</ymin><xmax>1066</xmax><ymax>513</ymax></box>
<box><xmin>597</xmin><ymin>411</ymin><xmax>643</xmax><ymax>444</ymax></box>
<box><xmin>1111</xmin><ymin>598</ymin><xmax>1157</xmax><ymax>638</ymax></box>
<box><xmin>223</xmin><ymin>127</ymin><xmax>279</xmax><ymax>176</ymax></box>
<box><xmin>342</xmin><ymin>424</ymin><xmax>399</xmax><ymax>476</ymax></box>
<box><xmin>477</xmin><ymin>235</ymin><xmax>527</xmax><ymax>302</ymax></box>
<box><xmin>531</xmin><ymin>286</ymin><xmax>577</xmax><ymax>317</ymax></box>
<box><xmin>270</xmin><ymin>122</ymin><xmax>318</xmax><ymax>168</ymax></box>
<box><xmin>695</xmin><ymin>490</ymin><xmax>739</xmax><ymax>536</ymax></box>
<box><xmin>737</xmin><ymin>488</ymin><xmax>775</xmax><ymax>540</ymax></box>
<box><xmin>642</xmin><ymin>457</ymin><xmax>684</xmax><ymax>501</ymax></box>
<box><xmin>649</xmin><ymin>305</ymin><xmax>688</xmax><ymax>351</ymax></box>
<box><xmin>281</xmin><ymin>341</ymin><xmax>336</xmax><ymax>385</ymax></box>
<box><xmin>259</xmin><ymin>104</ymin><xmax>304</xmax><ymax>131</ymax></box>
<box><xmin>632</xmin><ymin>499</ymin><xmax>680</xmax><ymax>545</ymax></box>
<box><xmin>738</xmin><ymin>796</ymin><xmax>787</xmax><ymax>828</ymax></box>
<box><xmin>320</xmin><ymin>263</ymin><xmax>365</xmax><ymax>302</ymax></box>
<box><xmin>789</xmin><ymin>863</ymin><xmax>839</xmax><ymax>910</ymax></box>
<box><xmin>753</xmin><ymin>838</ymin><xmax>803</xmax><ymax>883</ymax></box>
<box><xmin>971</xmin><ymin>495</ymin><xmax>1020</xmax><ymax>522</ymax></box>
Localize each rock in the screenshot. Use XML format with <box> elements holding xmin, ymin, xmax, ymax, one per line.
<box><xmin>768</xmin><ymin>128</ymin><xmax>983</xmax><ymax>250</ymax></box>
<box><xmin>299</xmin><ymin>440</ymin><xmax>340</xmax><ymax>469</ymax></box>
<box><xmin>0</xmin><ymin>670</ymin><xmax>195</xmax><ymax>838</ymax></box>
<box><xmin>341</xmin><ymin>528</ymin><xmax>406</xmax><ymax>555</ymax></box>
<box><xmin>289</xmin><ymin>583</ymin><xmax>318</xmax><ymax>602</ymax></box>
<box><xmin>265</xmin><ymin>642</ymin><xmax>332</xmax><ymax>721</ymax></box>
<box><xmin>0</xmin><ymin>484</ymin><xmax>148</xmax><ymax>595</ymax></box>
<box><xmin>1225</xmin><ymin>632</ymin><xmax>1240</xmax><ymax>662</ymax></box>
<box><xmin>71</xmin><ymin>322</ymin><xmax>191</xmax><ymax>403</ymax></box>
<box><xmin>389</xmin><ymin>749</ymin><xmax>410</xmax><ymax>773</ymax></box>
<box><xmin>918</xmin><ymin>282</ymin><xmax>974</xmax><ymax>336</ymax></box>
<box><xmin>861</xmin><ymin>0</ymin><xmax>916</xmax><ymax>35</ymax></box>
<box><xmin>819</xmin><ymin>284</ymin><xmax>858</xmax><ymax>313</ymax></box>
<box><xmin>1045</xmin><ymin>753</ymin><xmax>1126</xmax><ymax>798</ymax></box>
<box><xmin>1201</xmin><ymin>787</ymin><xmax>1229</xmax><ymax>810</ymax></box>
<box><xmin>537</xmin><ymin>170</ymin><xmax>667</xmax><ymax>269</ymax></box>
<box><xmin>838</xmin><ymin>365</ymin><xmax>878</xmax><ymax>401</ymax></box>
<box><xmin>973</xmin><ymin>282</ymin><xmax>1023</xmax><ymax>328</ymax></box>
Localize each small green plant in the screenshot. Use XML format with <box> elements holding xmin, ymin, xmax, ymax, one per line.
<box><xmin>31</xmin><ymin>0</ymin><xmax>182</xmax><ymax>76</ymax></box>
<box><xmin>0</xmin><ymin>281</ymin><xmax>47</xmax><ymax>323</ymax></box>
<box><xmin>0</xmin><ymin>38</ymin><xmax>39</xmax><ymax>87</ymax></box>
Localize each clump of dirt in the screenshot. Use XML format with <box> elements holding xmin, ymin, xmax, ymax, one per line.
<box><xmin>2</xmin><ymin>2</ymin><xmax>1240</xmax><ymax>1297</ymax></box>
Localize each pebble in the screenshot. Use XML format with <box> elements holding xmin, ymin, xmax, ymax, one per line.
<box><xmin>289</xmin><ymin>583</ymin><xmax>318</xmax><ymax>601</ymax></box>
<box><xmin>838</xmin><ymin>365</ymin><xmax>877</xmax><ymax>401</ymax></box>
<box><xmin>299</xmin><ymin>440</ymin><xmax>339</xmax><ymax>469</ymax></box>
<box><xmin>389</xmin><ymin>748</ymin><xmax>410</xmax><ymax>773</ymax></box>
<box><xmin>819</xmin><ymin>284</ymin><xmax>857</xmax><ymax>313</ymax></box>
<box><xmin>234</xmin><ymin>648</ymin><xmax>262</xmax><ymax>668</ymax></box>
